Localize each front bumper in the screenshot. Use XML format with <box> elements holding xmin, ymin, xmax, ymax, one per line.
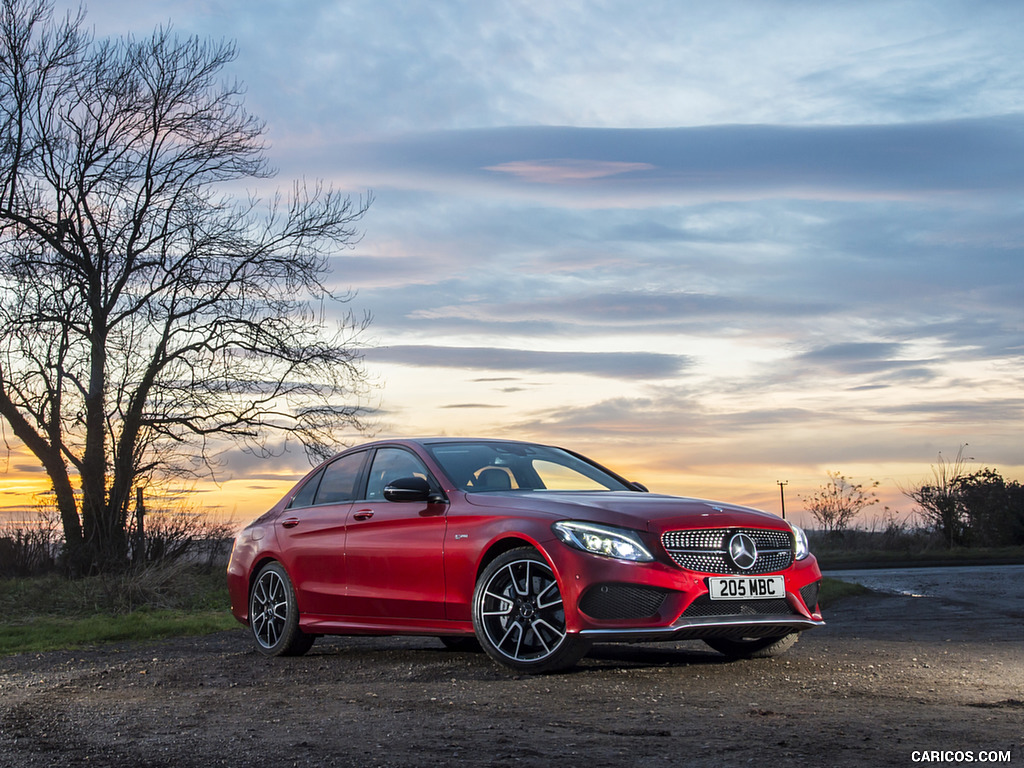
<box><xmin>579</xmin><ymin>613</ymin><xmax>824</xmax><ymax>642</ymax></box>
<box><xmin>549</xmin><ymin>539</ymin><xmax>825</xmax><ymax>638</ymax></box>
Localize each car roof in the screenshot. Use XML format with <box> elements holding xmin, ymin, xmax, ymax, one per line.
<box><xmin>347</xmin><ymin>437</ymin><xmax>551</xmax><ymax>448</ymax></box>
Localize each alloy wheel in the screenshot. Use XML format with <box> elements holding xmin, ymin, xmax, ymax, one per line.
<box><xmin>478</xmin><ymin>556</ymin><xmax>568</xmax><ymax>664</ymax></box>
<box><xmin>247</xmin><ymin>562</ymin><xmax>314</xmax><ymax>656</ymax></box>
<box><xmin>250</xmin><ymin>566</ymin><xmax>288</xmax><ymax>650</ymax></box>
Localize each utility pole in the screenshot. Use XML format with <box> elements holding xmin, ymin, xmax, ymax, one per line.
<box><xmin>777</xmin><ymin>480</ymin><xmax>789</xmax><ymax>520</ymax></box>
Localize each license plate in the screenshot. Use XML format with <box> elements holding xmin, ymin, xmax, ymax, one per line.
<box><xmin>708</xmin><ymin>575</ymin><xmax>785</xmax><ymax>600</ymax></box>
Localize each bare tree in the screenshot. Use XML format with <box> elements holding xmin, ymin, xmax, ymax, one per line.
<box><xmin>0</xmin><ymin>0</ymin><xmax>372</xmax><ymax>572</ymax></box>
<box><xmin>903</xmin><ymin>445</ymin><xmax>973</xmax><ymax>548</ymax></box>
<box><xmin>801</xmin><ymin>471</ymin><xmax>879</xmax><ymax>537</ymax></box>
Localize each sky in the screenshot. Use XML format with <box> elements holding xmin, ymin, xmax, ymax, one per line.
<box><xmin>3</xmin><ymin>0</ymin><xmax>1024</xmax><ymax>528</ymax></box>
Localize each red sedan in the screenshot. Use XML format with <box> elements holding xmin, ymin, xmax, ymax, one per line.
<box><xmin>227</xmin><ymin>438</ymin><xmax>824</xmax><ymax>673</ymax></box>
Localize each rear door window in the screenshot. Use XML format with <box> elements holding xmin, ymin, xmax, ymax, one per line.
<box><xmin>313</xmin><ymin>451</ymin><xmax>367</xmax><ymax>505</ymax></box>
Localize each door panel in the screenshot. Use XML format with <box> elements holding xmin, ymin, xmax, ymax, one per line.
<box><xmin>278</xmin><ymin>451</ymin><xmax>367</xmax><ymax>616</ymax></box>
<box><xmin>278</xmin><ymin>502</ymin><xmax>351</xmax><ymax>616</ymax></box>
<box><xmin>343</xmin><ymin>447</ymin><xmax>447</xmax><ymax>619</ymax></box>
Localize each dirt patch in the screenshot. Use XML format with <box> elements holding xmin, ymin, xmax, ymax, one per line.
<box><xmin>1</xmin><ymin>585</ymin><xmax>1021</xmax><ymax>767</ymax></box>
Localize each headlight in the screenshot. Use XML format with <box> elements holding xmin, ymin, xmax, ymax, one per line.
<box><xmin>552</xmin><ymin>521</ymin><xmax>654</xmax><ymax>562</ymax></box>
<box><xmin>790</xmin><ymin>523</ymin><xmax>810</xmax><ymax>560</ymax></box>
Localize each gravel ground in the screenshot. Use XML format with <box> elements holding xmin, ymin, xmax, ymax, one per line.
<box><xmin>1</xmin><ymin>567</ymin><xmax>1022</xmax><ymax>768</ymax></box>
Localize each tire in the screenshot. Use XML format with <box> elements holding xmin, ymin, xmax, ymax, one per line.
<box><xmin>704</xmin><ymin>632</ymin><xmax>799</xmax><ymax>659</ymax></box>
<box><xmin>472</xmin><ymin>548</ymin><xmax>589</xmax><ymax>673</ymax></box>
<box><xmin>249</xmin><ymin>562</ymin><xmax>315</xmax><ymax>657</ymax></box>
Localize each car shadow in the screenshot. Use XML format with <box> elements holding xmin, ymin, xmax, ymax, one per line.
<box><xmin>580</xmin><ymin>642</ymin><xmax>731</xmax><ymax>670</ymax></box>
<box><xmin>287</xmin><ymin>635</ymin><xmax>734</xmax><ymax>677</ymax></box>
<box><xmin>428</xmin><ymin>639</ymin><xmax>734</xmax><ymax>673</ymax></box>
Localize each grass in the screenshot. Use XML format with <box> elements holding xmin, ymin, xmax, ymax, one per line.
<box><xmin>0</xmin><ymin>564</ymin><xmax>238</xmax><ymax>656</ymax></box>
<box><xmin>0</xmin><ymin>562</ymin><xmax>870</xmax><ymax>656</ymax></box>
<box><xmin>818</xmin><ymin>576</ymin><xmax>870</xmax><ymax>606</ymax></box>
<box><xmin>0</xmin><ymin>610</ymin><xmax>238</xmax><ymax>655</ymax></box>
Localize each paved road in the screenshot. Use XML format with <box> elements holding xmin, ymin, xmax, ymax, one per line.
<box><xmin>825</xmin><ymin>564</ymin><xmax>1024</xmax><ymax>616</ymax></box>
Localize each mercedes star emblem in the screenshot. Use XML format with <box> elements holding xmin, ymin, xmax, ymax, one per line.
<box><xmin>728</xmin><ymin>532</ymin><xmax>758</xmax><ymax>570</ymax></box>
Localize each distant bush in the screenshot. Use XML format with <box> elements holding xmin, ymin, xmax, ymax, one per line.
<box><xmin>956</xmin><ymin>468</ymin><xmax>1024</xmax><ymax>547</ymax></box>
<box><xmin>1</xmin><ymin>503</ymin><xmax>235</xmax><ymax>577</ymax></box>
<box><xmin>0</xmin><ymin>508</ymin><xmax>61</xmax><ymax>577</ymax></box>
<box><xmin>806</xmin><ymin>512</ymin><xmax>1024</xmax><ymax>568</ymax></box>
<box><xmin>127</xmin><ymin>504</ymin><xmax>236</xmax><ymax>570</ymax></box>
<box><xmin>904</xmin><ymin>453</ymin><xmax>1024</xmax><ymax>548</ymax></box>
<box><xmin>807</xmin><ymin>521</ymin><xmax>944</xmax><ymax>557</ymax></box>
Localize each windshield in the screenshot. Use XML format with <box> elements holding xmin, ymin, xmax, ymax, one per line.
<box><xmin>425</xmin><ymin>441</ymin><xmax>632</xmax><ymax>493</ymax></box>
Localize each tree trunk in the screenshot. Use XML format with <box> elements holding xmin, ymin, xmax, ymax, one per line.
<box><xmin>0</xmin><ymin>378</ymin><xmax>86</xmax><ymax>569</ymax></box>
<box><xmin>79</xmin><ymin>320</ymin><xmax>127</xmax><ymax>571</ymax></box>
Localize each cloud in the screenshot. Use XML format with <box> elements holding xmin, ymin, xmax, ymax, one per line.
<box><xmin>799</xmin><ymin>342</ymin><xmax>905</xmax><ymax>362</ymax></box>
<box><xmin>509</xmin><ymin>387</ymin><xmax>1024</xmax><ymax>470</ymax></box>
<box><xmin>57</xmin><ymin>1</ymin><xmax>1024</xmax><ymax>136</ymax></box>
<box><xmin>909</xmin><ymin>316</ymin><xmax>1024</xmax><ymax>361</ymax></box>
<box><xmin>394</xmin><ymin>288</ymin><xmax>832</xmax><ymax>337</ymax></box>
<box><xmin>366</xmin><ymin>345</ymin><xmax>691</xmax><ymax>379</ymax></box>
<box><xmin>325</xmin><ymin>117</ymin><xmax>1024</xmax><ymax>204</ymax></box>
<box><xmin>793</xmin><ymin>342</ymin><xmax>938</xmax><ymax>377</ymax></box>
<box><xmin>169</xmin><ymin>1</ymin><xmax>1024</xmax><ymax>135</ymax></box>
<box><xmin>31</xmin><ymin>0</ymin><xmax>1024</xmax><ymax>509</ymax></box>
<box><xmin>484</xmin><ymin>160</ymin><xmax>655</xmax><ymax>184</ymax></box>
<box><xmin>13</xmin><ymin>464</ymin><xmax>46</xmax><ymax>474</ymax></box>
<box><xmin>877</xmin><ymin>398</ymin><xmax>1024</xmax><ymax>422</ymax></box>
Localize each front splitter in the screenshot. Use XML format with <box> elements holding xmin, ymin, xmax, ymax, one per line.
<box><xmin>578</xmin><ymin>614</ymin><xmax>824</xmax><ymax>642</ymax></box>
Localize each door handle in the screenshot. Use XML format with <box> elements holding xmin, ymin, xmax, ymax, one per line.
<box><xmin>353</xmin><ymin>510</ymin><xmax>374</xmax><ymax>521</ymax></box>
<box><xmin>281</xmin><ymin>518</ymin><xmax>300</xmax><ymax>529</ymax></box>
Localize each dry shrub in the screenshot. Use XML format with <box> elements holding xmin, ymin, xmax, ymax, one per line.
<box><xmin>0</xmin><ymin>507</ymin><xmax>61</xmax><ymax>577</ymax></box>
<box><xmin>128</xmin><ymin>503</ymin><xmax>236</xmax><ymax>570</ymax></box>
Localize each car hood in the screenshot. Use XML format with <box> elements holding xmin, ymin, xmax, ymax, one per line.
<box><xmin>462</xmin><ymin>490</ymin><xmax>789</xmax><ymax>534</ymax></box>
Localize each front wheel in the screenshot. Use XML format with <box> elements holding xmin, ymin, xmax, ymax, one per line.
<box><xmin>704</xmin><ymin>632</ymin><xmax>798</xmax><ymax>659</ymax></box>
<box><xmin>472</xmin><ymin>548</ymin><xmax>589</xmax><ymax>673</ymax></box>
<box><xmin>249</xmin><ymin>562</ymin><xmax>315</xmax><ymax>657</ymax></box>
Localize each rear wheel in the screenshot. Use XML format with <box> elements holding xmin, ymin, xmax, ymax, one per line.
<box><xmin>704</xmin><ymin>632</ymin><xmax>798</xmax><ymax>659</ymax></box>
<box><xmin>472</xmin><ymin>548</ymin><xmax>589</xmax><ymax>673</ymax></box>
<box><xmin>249</xmin><ymin>562</ymin><xmax>315</xmax><ymax>657</ymax></box>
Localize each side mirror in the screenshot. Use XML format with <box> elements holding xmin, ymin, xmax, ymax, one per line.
<box><xmin>629</xmin><ymin>481</ymin><xmax>649</xmax><ymax>493</ymax></box>
<box><xmin>383</xmin><ymin>476</ymin><xmax>445</xmax><ymax>504</ymax></box>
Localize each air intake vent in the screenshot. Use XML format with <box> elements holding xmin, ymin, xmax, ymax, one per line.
<box><xmin>681</xmin><ymin>595</ymin><xmax>793</xmax><ymax>618</ymax></box>
<box><xmin>800</xmin><ymin>580</ymin><xmax>821</xmax><ymax>610</ymax></box>
<box><xmin>579</xmin><ymin>583</ymin><xmax>669</xmax><ymax>620</ymax></box>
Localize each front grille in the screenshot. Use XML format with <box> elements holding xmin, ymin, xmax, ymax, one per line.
<box><xmin>681</xmin><ymin>595</ymin><xmax>793</xmax><ymax>618</ymax></box>
<box><xmin>800</xmin><ymin>580</ymin><xmax>821</xmax><ymax>610</ymax></box>
<box><xmin>578</xmin><ymin>583</ymin><xmax>669</xmax><ymax>620</ymax></box>
<box><xmin>662</xmin><ymin>528</ymin><xmax>794</xmax><ymax>574</ymax></box>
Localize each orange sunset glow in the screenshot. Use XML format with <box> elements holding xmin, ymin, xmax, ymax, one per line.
<box><xmin>3</xmin><ymin>0</ymin><xmax>1023</xmax><ymax>536</ymax></box>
